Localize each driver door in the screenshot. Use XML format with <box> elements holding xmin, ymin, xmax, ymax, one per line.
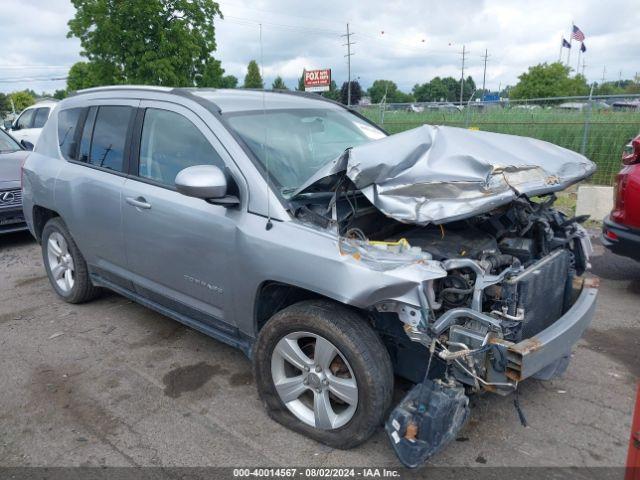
<box><xmin>122</xmin><ymin>100</ymin><xmax>241</xmax><ymax>332</ymax></box>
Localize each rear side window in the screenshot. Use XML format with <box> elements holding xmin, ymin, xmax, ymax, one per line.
<box><xmin>78</xmin><ymin>107</ymin><xmax>97</xmax><ymax>163</ymax></box>
<box><xmin>58</xmin><ymin>108</ymin><xmax>83</xmax><ymax>160</ymax></box>
<box><xmin>33</xmin><ymin>108</ymin><xmax>50</xmax><ymax>128</ymax></box>
<box><xmin>76</xmin><ymin>105</ymin><xmax>132</xmax><ymax>172</ymax></box>
<box><xmin>16</xmin><ymin>109</ymin><xmax>34</xmax><ymax>129</ymax></box>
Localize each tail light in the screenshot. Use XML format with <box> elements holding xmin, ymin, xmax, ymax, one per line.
<box><xmin>622</xmin><ymin>135</ymin><xmax>640</xmax><ymax>165</ymax></box>
<box><xmin>612</xmin><ymin>171</ymin><xmax>630</xmax><ymax>224</ymax></box>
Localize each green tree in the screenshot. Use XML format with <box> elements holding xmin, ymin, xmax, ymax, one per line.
<box><xmin>220</xmin><ymin>75</ymin><xmax>238</xmax><ymax>89</ymax></box>
<box><xmin>367</xmin><ymin>79</ymin><xmax>415</xmax><ymax>104</ymax></box>
<box><xmin>340</xmin><ymin>81</ymin><xmax>362</xmax><ymax>105</ymax></box>
<box><xmin>53</xmin><ymin>89</ymin><xmax>68</xmax><ymax>100</ymax></box>
<box><xmin>243</xmin><ymin>60</ymin><xmax>263</xmax><ymax>89</ymax></box>
<box><xmin>67</xmin><ymin>0</ymin><xmax>224</xmax><ymax>88</ymax></box>
<box><xmin>66</xmin><ymin>60</ymin><xmax>119</xmax><ymax>90</ymax></box>
<box><xmin>322</xmin><ymin>80</ymin><xmax>340</xmax><ymax>101</ymax></box>
<box><xmin>368</xmin><ymin>79</ymin><xmax>396</xmax><ymax>103</ymax></box>
<box><xmin>462</xmin><ymin>75</ymin><xmax>476</xmax><ymax>101</ymax></box>
<box><xmin>272</xmin><ymin>76</ymin><xmax>288</xmax><ymax>90</ymax></box>
<box><xmin>296</xmin><ymin>72</ymin><xmax>305</xmax><ymax>91</ymax></box>
<box><xmin>0</xmin><ymin>93</ymin><xmax>9</xmax><ymax>116</ymax></box>
<box><xmin>196</xmin><ymin>58</ymin><xmax>225</xmax><ymax>87</ymax></box>
<box><xmin>509</xmin><ymin>62</ymin><xmax>589</xmax><ymax>99</ymax></box>
<box><xmin>9</xmin><ymin>91</ymin><xmax>35</xmax><ymax>112</ymax></box>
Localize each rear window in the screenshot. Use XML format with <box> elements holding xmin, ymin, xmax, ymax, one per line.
<box><xmin>57</xmin><ymin>108</ymin><xmax>83</xmax><ymax>160</ymax></box>
<box><xmin>33</xmin><ymin>107</ymin><xmax>50</xmax><ymax>128</ymax></box>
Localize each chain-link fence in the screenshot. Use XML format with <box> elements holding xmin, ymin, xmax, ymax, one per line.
<box><xmin>356</xmin><ymin>94</ymin><xmax>640</xmax><ymax>186</ymax></box>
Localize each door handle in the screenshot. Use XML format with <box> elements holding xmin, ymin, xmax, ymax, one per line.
<box><xmin>125</xmin><ymin>196</ymin><xmax>152</xmax><ymax>209</ymax></box>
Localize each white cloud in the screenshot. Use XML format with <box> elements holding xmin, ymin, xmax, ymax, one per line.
<box><xmin>1</xmin><ymin>0</ymin><xmax>638</xmax><ymax>94</ymax></box>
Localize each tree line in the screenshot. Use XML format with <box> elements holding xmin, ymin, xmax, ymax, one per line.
<box><xmin>2</xmin><ymin>0</ymin><xmax>639</xmax><ymax>117</ymax></box>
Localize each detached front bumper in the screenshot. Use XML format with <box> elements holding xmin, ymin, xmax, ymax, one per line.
<box><xmin>490</xmin><ymin>276</ymin><xmax>598</xmax><ymax>385</ymax></box>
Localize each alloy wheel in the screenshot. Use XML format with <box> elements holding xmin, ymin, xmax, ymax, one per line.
<box><xmin>47</xmin><ymin>231</ymin><xmax>75</xmax><ymax>293</ymax></box>
<box><xmin>270</xmin><ymin>331</ymin><xmax>358</xmax><ymax>430</ymax></box>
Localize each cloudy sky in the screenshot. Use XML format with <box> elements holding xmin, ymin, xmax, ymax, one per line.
<box><xmin>1</xmin><ymin>0</ymin><xmax>639</xmax><ymax>95</ymax></box>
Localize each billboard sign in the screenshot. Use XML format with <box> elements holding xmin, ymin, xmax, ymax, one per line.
<box><xmin>304</xmin><ymin>69</ymin><xmax>331</xmax><ymax>92</ymax></box>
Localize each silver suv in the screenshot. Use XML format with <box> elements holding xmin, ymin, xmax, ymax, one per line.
<box><xmin>22</xmin><ymin>86</ymin><xmax>598</xmax><ymax>467</ymax></box>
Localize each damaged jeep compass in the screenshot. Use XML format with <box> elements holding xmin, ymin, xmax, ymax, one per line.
<box><xmin>22</xmin><ymin>87</ymin><xmax>598</xmax><ymax>468</ymax></box>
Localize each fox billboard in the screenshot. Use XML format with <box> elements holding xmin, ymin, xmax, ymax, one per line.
<box><xmin>304</xmin><ymin>69</ymin><xmax>331</xmax><ymax>92</ymax></box>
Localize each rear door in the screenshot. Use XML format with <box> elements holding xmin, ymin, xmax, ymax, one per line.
<box><xmin>121</xmin><ymin>100</ymin><xmax>242</xmax><ymax>331</ymax></box>
<box><xmin>54</xmin><ymin>101</ymin><xmax>138</xmax><ymax>289</ymax></box>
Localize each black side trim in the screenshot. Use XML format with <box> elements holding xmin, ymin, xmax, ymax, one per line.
<box><xmin>90</xmin><ymin>273</ymin><xmax>253</xmax><ymax>356</ymax></box>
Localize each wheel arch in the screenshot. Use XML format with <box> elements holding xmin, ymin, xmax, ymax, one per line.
<box><xmin>32</xmin><ymin>205</ymin><xmax>60</xmax><ymax>243</ymax></box>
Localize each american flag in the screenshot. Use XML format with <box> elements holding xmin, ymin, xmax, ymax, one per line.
<box><xmin>572</xmin><ymin>25</ymin><xmax>585</xmax><ymax>42</ymax></box>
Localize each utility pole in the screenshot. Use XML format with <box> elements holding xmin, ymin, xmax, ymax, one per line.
<box><xmin>481</xmin><ymin>49</ymin><xmax>490</xmax><ymax>98</ymax></box>
<box><xmin>341</xmin><ymin>23</ymin><xmax>355</xmax><ymax>106</ymax></box>
<box><xmin>459</xmin><ymin>45</ymin><xmax>467</xmax><ymax>105</ymax></box>
<box><xmin>601</xmin><ymin>65</ymin><xmax>606</xmax><ymax>84</ymax></box>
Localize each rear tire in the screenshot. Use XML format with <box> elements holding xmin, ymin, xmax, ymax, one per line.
<box><xmin>253</xmin><ymin>299</ymin><xmax>393</xmax><ymax>449</ymax></box>
<box><xmin>41</xmin><ymin>217</ymin><xmax>99</xmax><ymax>304</ymax></box>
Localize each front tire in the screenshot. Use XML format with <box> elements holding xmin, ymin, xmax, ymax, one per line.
<box><xmin>253</xmin><ymin>300</ymin><xmax>393</xmax><ymax>449</ymax></box>
<box><xmin>41</xmin><ymin>217</ymin><xmax>99</xmax><ymax>304</ymax></box>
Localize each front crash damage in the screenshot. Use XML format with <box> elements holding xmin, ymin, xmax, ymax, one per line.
<box><xmin>289</xmin><ymin>125</ymin><xmax>599</xmax><ymax>468</ymax></box>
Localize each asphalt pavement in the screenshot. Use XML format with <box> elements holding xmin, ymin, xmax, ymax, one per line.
<box><xmin>0</xmin><ymin>230</ymin><xmax>637</xmax><ymax>468</ymax></box>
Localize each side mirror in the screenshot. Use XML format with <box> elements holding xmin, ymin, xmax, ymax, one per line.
<box><xmin>175</xmin><ymin>165</ymin><xmax>238</xmax><ymax>205</ymax></box>
<box><xmin>20</xmin><ymin>139</ymin><xmax>34</xmax><ymax>151</ymax></box>
<box><xmin>3</xmin><ymin>120</ymin><xmax>12</xmax><ymax>130</ymax></box>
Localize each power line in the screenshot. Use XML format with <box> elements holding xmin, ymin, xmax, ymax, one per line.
<box><xmin>341</xmin><ymin>23</ymin><xmax>355</xmax><ymax>106</ymax></box>
<box><xmin>459</xmin><ymin>45</ymin><xmax>467</xmax><ymax>105</ymax></box>
<box><xmin>481</xmin><ymin>49</ymin><xmax>490</xmax><ymax>94</ymax></box>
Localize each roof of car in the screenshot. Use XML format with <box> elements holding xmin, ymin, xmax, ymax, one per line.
<box><xmin>74</xmin><ymin>86</ymin><xmax>344</xmax><ymax>114</ymax></box>
<box><xmin>23</xmin><ymin>99</ymin><xmax>58</xmax><ymax>110</ymax></box>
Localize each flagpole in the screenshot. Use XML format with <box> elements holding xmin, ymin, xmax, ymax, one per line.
<box><xmin>576</xmin><ymin>45</ymin><xmax>582</xmax><ymax>75</ymax></box>
<box><xmin>567</xmin><ymin>23</ymin><xmax>573</xmax><ymax>66</ymax></box>
<box><xmin>558</xmin><ymin>35</ymin><xmax>563</xmax><ymax>62</ymax></box>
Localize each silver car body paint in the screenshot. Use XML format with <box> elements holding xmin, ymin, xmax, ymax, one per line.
<box><xmin>21</xmin><ymin>88</ymin><xmax>448</xmax><ymax>346</ymax></box>
<box><xmin>296</xmin><ymin>124</ymin><xmax>596</xmax><ymax>225</ymax></box>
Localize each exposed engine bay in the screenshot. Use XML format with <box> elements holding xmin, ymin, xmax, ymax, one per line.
<box><xmin>287</xmin><ymin>124</ymin><xmax>600</xmax><ymax>467</ymax></box>
<box><xmin>294</xmin><ymin>188</ymin><xmax>593</xmax><ymax>385</ymax></box>
<box><xmin>292</xmin><ymin>187</ymin><xmax>596</xmax><ymax>467</ymax></box>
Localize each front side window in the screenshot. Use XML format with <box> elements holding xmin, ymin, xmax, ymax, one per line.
<box><xmin>15</xmin><ymin>109</ymin><xmax>35</xmax><ymax>129</ymax></box>
<box><xmin>138</xmin><ymin>108</ymin><xmax>225</xmax><ymax>186</ymax></box>
<box><xmin>58</xmin><ymin>108</ymin><xmax>83</xmax><ymax>160</ymax></box>
<box><xmin>224</xmin><ymin>108</ymin><xmax>385</xmax><ymax>196</ymax></box>
<box><xmin>87</xmin><ymin>106</ymin><xmax>133</xmax><ymax>172</ymax></box>
<box><xmin>33</xmin><ymin>108</ymin><xmax>50</xmax><ymax>128</ymax></box>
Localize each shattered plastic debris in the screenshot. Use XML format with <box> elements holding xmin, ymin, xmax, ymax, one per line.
<box><xmin>338</xmin><ymin>236</ymin><xmax>443</xmax><ymax>274</ymax></box>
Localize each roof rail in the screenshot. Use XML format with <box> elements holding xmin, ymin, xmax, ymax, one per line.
<box><xmin>70</xmin><ymin>85</ymin><xmax>173</xmax><ymax>96</ymax></box>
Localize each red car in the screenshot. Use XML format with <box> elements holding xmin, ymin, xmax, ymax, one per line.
<box><xmin>602</xmin><ymin>133</ymin><xmax>640</xmax><ymax>261</ymax></box>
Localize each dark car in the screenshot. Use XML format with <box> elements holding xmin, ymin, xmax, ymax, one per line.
<box><xmin>0</xmin><ymin>128</ymin><xmax>30</xmax><ymax>234</ymax></box>
<box><xmin>602</xmin><ymin>133</ymin><xmax>640</xmax><ymax>261</ymax></box>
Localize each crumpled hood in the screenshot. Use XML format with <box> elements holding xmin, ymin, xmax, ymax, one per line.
<box><xmin>293</xmin><ymin>125</ymin><xmax>596</xmax><ymax>225</ymax></box>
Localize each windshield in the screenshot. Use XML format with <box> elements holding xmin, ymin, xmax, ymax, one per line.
<box><xmin>0</xmin><ymin>129</ymin><xmax>21</xmax><ymax>153</ymax></box>
<box><xmin>224</xmin><ymin>108</ymin><xmax>385</xmax><ymax>196</ymax></box>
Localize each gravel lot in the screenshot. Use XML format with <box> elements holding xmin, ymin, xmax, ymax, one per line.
<box><xmin>0</xmin><ymin>230</ymin><xmax>638</xmax><ymax>468</ymax></box>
